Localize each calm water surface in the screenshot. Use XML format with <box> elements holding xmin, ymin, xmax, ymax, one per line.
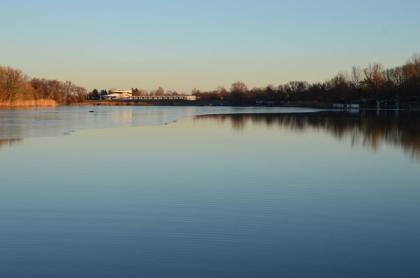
<box><xmin>0</xmin><ymin>107</ymin><xmax>419</xmax><ymax>277</ymax></box>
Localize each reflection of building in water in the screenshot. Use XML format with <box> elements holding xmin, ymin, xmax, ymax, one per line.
<box><xmin>111</xmin><ymin>110</ymin><xmax>134</xmax><ymax>123</ymax></box>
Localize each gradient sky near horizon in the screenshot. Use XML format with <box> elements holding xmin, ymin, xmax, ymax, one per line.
<box><xmin>1</xmin><ymin>0</ymin><xmax>420</xmax><ymax>92</ymax></box>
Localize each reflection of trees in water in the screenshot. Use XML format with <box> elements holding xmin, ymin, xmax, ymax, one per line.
<box><xmin>0</xmin><ymin>138</ymin><xmax>22</xmax><ymax>150</ymax></box>
<box><xmin>195</xmin><ymin>112</ymin><xmax>420</xmax><ymax>160</ymax></box>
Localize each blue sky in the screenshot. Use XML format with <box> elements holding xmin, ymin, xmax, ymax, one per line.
<box><xmin>1</xmin><ymin>0</ymin><xmax>420</xmax><ymax>92</ymax></box>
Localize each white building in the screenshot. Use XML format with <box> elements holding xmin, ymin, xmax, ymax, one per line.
<box><xmin>103</xmin><ymin>89</ymin><xmax>132</xmax><ymax>100</ymax></box>
<box><xmin>102</xmin><ymin>89</ymin><xmax>197</xmax><ymax>101</ymax></box>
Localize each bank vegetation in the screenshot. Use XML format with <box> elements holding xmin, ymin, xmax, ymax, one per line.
<box><xmin>191</xmin><ymin>54</ymin><xmax>420</xmax><ymax>108</ymax></box>
<box><xmin>0</xmin><ymin>66</ymin><xmax>87</xmax><ymax>107</ymax></box>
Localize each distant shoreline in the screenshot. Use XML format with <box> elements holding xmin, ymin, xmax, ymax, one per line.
<box><xmin>1</xmin><ymin>101</ymin><xmax>419</xmax><ymax>112</ymax></box>
<box><xmin>74</xmin><ymin>100</ymin><xmax>420</xmax><ymax>111</ymax></box>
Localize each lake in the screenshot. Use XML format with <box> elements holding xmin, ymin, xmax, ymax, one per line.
<box><xmin>0</xmin><ymin>106</ymin><xmax>419</xmax><ymax>278</ymax></box>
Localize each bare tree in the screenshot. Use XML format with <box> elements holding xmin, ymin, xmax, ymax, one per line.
<box><xmin>155</xmin><ymin>87</ymin><xmax>165</xmax><ymax>96</ymax></box>
<box><xmin>364</xmin><ymin>64</ymin><xmax>385</xmax><ymax>89</ymax></box>
<box><xmin>231</xmin><ymin>81</ymin><xmax>248</xmax><ymax>93</ymax></box>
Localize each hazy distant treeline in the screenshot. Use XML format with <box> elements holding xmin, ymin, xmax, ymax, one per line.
<box><xmin>0</xmin><ymin>66</ymin><xmax>87</xmax><ymax>105</ymax></box>
<box><xmin>192</xmin><ymin>54</ymin><xmax>420</xmax><ymax>106</ymax></box>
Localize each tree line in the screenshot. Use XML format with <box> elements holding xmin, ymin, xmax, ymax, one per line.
<box><xmin>191</xmin><ymin>54</ymin><xmax>420</xmax><ymax>107</ymax></box>
<box><xmin>0</xmin><ymin>66</ymin><xmax>87</xmax><ymax>104</ymax></box>
<box><xmin>3</xmin><ymin>53</ymin><xmax>419</xmax><ymax>107</ymax></box>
